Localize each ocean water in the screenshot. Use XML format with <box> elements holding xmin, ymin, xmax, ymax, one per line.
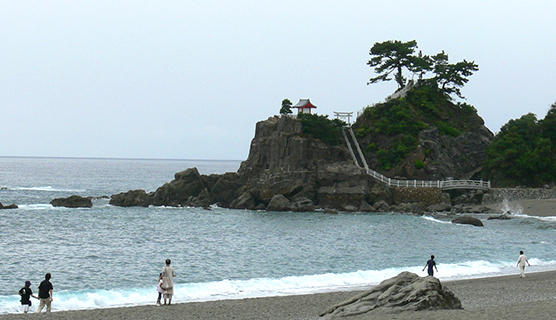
<box><xmin>1</xmin><ymin>157</ymin><xmax>555</xmax><ymax>314</ymax></box>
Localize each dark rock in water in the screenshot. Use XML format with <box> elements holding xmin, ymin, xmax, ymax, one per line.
<box><xmin>229</xmin><ymin>191</ymin><xmax>256</xmax><ymax>210</ymax></box>
<box><xmin>290</xmin><ymin>197</ymin><xmax>314</xmax><ymax>212</ymax></box>
<box><xmin>151</xmin><ymin>168</ymin><xmax>210</xmax><ymax>207</ymax></box>
<box><xmin>266</xmin><ymin>194</ymin><xmax>291</xmax><ymax>211</ymax></box>
<box><xmin>487</xmin><ymin>214</ymin><xmax>512</xmax><ymax>220</ymax></box>
<box><xmin>374</xmin><ymin>200</ymin><xmax>390</xmax><ymax>212</ymax></box>
<box><xmin>0</xmin><ymin>202</ymin><xmax>18</xmax><ymax>209</ymax></box>
<box><xmin>451</xmin><ymin>215</ymin><xmax>484</xmax><ymax>227</ymax></box>
<box><xmin>320</xmin><ymin>272</ymin><xmax>461</xmax><ymax>318</ymax></box>
<box><xmin>109</xmin><ymin>190</ymin><xmax>152</xmax><ymax>207</ymax></box>
<box><xmin>209</xmin><ymin>173</ymin><xmax>242</xmax><ymax>207</ymax></box>
<box><xmin>323</xmin><ymin>208</ymin><xmax>338</xmax><ymax>214</ymax></box>
<box><xmin>51</xmin><ymin>195</ymin><xmax>92</xmax><ymax>208</ymax></box>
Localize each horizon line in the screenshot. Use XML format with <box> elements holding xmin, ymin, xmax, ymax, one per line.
<box><xmin>0</xmin><ymin>155</ymin><xmax>243</xmax><ymax>162</ymax></box>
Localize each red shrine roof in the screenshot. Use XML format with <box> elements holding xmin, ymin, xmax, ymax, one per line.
<box><xmin>293</xmin><ymin>99</ymin><xmax>317</xmax><ymax>109</ymax></box>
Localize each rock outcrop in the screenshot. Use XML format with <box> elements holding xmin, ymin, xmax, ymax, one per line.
<box><xmin>451</xmin><ymin>215</ymin><xmax>484</xmax><ymax>227</ymax></box>
<box><xmin>0</xmin><ymin>202</ymin><xmax>18</xmax><ymax>209</ymax></box>
<box><xmin>320</xmin><ymin>272</ymin><xmax>462</xmax><ymax>318</ymax></box>
<box><xmin>50</xmin><ymin>195</ymin><xmax>92</xmax><ymax>208</ymax></box>
<box><xmin>110</xmin><ymin>190</ymin><xmax>152</xmax><ymax>207</ymax></box>
<box><xmin>108</xmin><ymin>115</ymin><xmax>493</xmax><ymax>212</ymax></box>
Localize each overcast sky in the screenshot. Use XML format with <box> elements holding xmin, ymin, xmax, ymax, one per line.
<box><xmin>2</xmin><ymin>1</ymin><xmax>555</xmax><ymax>160</ymax></box>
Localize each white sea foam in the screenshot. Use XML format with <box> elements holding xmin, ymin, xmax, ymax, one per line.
<box><xmin>513</xmin><ymin>213</ymin><xmax>556</xmax><ymax>223</ymax></box>
<box><xmin>7</xmin><ymin>186</ymin><xmax>85</xmax><ymax>192</ymax></box>
<box><xmin>421</xmin><ymin>216</ymin><xmax>451</xmax><ymax>224</ymax></box>
<box><xmin>16</xmin><ymin>204</ymin><xmax>56</xmax><ymax>210</ymax></box>
<box><xmin>2</xmin><ymin>258</ymin><xmax>556</xmax><ymax>314</ymax></box>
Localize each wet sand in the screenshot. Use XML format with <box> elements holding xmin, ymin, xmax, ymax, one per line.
<box><xmin>2</xmin><ymin>270</ymin><xmax>555</xmax><ymax>320</ymax></box>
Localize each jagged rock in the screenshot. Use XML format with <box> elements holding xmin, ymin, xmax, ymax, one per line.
<box><xmin>254</xmin><ymin>203</ymin><xmax>266</xmax><ymax>210</ymax></box>
<box><xmin>290</xmin><ymin>197</ymin><xmax>314</xmax><ymax>212</ymax></box>
<box><xmin>451</xmin><ymin>215</ymin><xmax>484</xmax><ymax>227</ymax></box>
<box><xmin>487</xmin><ymin>214</ymin><xmax>512</xmax><ymax>220</ymax></box>
<box><xmin>210</xmin><ymin>173</ymin><xmax>242</xmax><ymax>207</ymax></box>
<box><xmin>230</xmin><ymin>191</ymin><xmax>256</xmax><ymax>209</ymax></box>
<box><xmin>151</xmin><ymin>168</ymin><xmax>210</xmax><ymax>206</ymax></box>
<box><xmin>342</xmin><ymin>204</ymin><xmax>358</xmax><ymax>212</ymax></box>
<box><xmin>374</xmin><ymin>200</ymin><xmax>390</xmax><ymax>212</ymax></box>
<box><xmin>109</xmin><ymin>190</ymin><xmax>152</xmax><ymax>207</ymax></box>
<box><xmin>0</xmin><ymin>202</ymin><xmax>18</xmax><ymax>209</ymax></box>
<box><xmin>427</xmin><ymin>203</ymin><xmax>452</xmax><ymax>213</ymax></box>
<box><xmin>50</xmin><ymin>195</ymin><xmax>92</xmax><ymax>208</ymax></box>
<box><xmin>266</xmin><ymin>194</ymin><xmax>291</xmax><ymax>211</ymax></box>
<box><xmin>358</xmin><ymin>201</ymin><xmax>375</xmax><ymax>212</ymax></box>
<box><xmin>320</xmin><ymin>272</ymin><xmax>461</xmax><ymax>318</ymax></box>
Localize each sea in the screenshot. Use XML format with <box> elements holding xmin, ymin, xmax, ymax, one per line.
<box><xmin>1</xmin><ymin>157</ymin><xmax>555</xmax><ymax>314</ymax></box>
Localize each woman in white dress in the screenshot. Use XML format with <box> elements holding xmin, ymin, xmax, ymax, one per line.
<box><xmin>162</xmin><ymin>258</ymin><xmax>176</xmax><ymax>305</ymax></box>
<box><xmin>516</xmin><ymin>250</ymin><xmax>531</xmax><ymax>278</ymax></box>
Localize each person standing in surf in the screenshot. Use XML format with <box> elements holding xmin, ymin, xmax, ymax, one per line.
<box><xmin>517</xmin><ymin>250</ymin><xmax>531</xmax><ymax>278</ymax></box>
<box><xmin>37</xmin><ymin>273</ymin><xmax>53</xmax><ymax>312</ymax></box>
<box><xmin>423</xmin><ymin>255</ymin><xmax>438</xmax><ymax>276</ymax></box>
<box><xmin>18</xmin><ymin>280</ymin><xmax>38</xmax><ymax>313</ymax></box>
<box><xmin>162</xmin><ymin>259</ymin><xmax>176</xmax><ymax>305</ymax></box>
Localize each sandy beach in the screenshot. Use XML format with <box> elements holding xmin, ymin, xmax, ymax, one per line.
<box><xmin>2</xmin><ymin>269</ymin><xmax>556</xmax><ymax>320</ymax></box>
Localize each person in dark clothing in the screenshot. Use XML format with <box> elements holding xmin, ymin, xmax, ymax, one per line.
<box><xmin>37</xmin><ymin>273</ymin><xmax>53</xmax><ymax>313</ymax></box>
<box><xmin>423</xmin><ymin>255</ymin><xmax>438</xmax><ymax>276</ymax></box>
<box><xmin>18</xmin><ymin>280</ymin><xmax>38</xmax><ymax>313</ymax></box>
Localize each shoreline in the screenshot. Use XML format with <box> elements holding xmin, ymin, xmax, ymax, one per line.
<box><xmin>2</xmin><ymin>270</ymin><xmax>555</xmax><ymax>320</ymax></box>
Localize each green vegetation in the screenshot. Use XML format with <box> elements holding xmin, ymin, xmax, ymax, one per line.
<box><xmin>414</xmin><ymin>160</ymin><xmax>425</xmax><ymax>169</ymax></box>
<box><xmin>485</xmin><ymin>104</ymin><xmax>556</xmax><ymax>186</ymax></box>
<box><xmin>298</xmin><ymin>114</ymin><xmax>346</xmax><ymax>145</ymax></box>
<box><xmin>280</xmin><ymin>98</ymin><xmax>292</xmax><ymax>115</ymax></box>
<box><xmin>367</xmin><ymin>40</ymin><xmax>478</xmax><ymax>99</ymax></box>
<box><xmin>355</xmin><ymin>82</ymin><xmax>481</xmax><ymax>170</ymax></box>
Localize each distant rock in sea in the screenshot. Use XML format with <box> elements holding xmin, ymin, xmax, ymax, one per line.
<box><xmin>451</xmin><ymin>215</ymin><xmax>484</xmax><ymax>227</ymax></box>
<box><xmin>0</xmin><ymin>202</ymin><xmax>18</xmax><ymax>209</ymax></box>
<box><xmin>50</xmin><ymin>195</ymin><xmax>92</xmax><ymax>208</ymax></box>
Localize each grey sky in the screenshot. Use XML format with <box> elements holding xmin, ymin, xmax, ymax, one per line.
<box><xmin>2</xmin><ymin>1</ymin><xmax>555</xmax><ymax>160</ymax></box>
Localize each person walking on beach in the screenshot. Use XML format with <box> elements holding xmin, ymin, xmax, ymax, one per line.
<box><xmin>162</xmin><ymin>259</ymin><xmax>176</xmax><ymax>305</ymax></box>
<box><xmin>37</xmin><ymin>273</ymin><xmax>53</xmax><ymax>312</ymax></box>
<box><xmin>18</xmin><ymin>280</ymin><xmax>38</xmax><ymax>313</ymax></box>
<box><xmin>156</xmin><ymin>273</ymin><xmax>163</xmax><ymax>306</ymax></box>
<box><xmin>423</xmin><ymin>255</ymin><xmax>438</xmax><ymax>276</ymax></box>
<box><xmin>517</xmin><ymin>250</ymin><xmax>531</xmax><ymax>278</ymax></box>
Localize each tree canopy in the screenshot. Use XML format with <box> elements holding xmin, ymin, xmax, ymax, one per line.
<box><xmin>280</xmin><ymin>98</ymin><xmax>292</xmax><ymax>115</ymax></box>
<box><xmin>485</xmin><ymin>104</ymin><xmax>556</xmax><ymax>186</ymax></box>
<box><xmin>367</xmin><ymin>40</ymin><xmax>478</xmax><ymax>99</ymax></box>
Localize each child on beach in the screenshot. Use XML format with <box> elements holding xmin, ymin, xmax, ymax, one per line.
<box><xmin>423</xmin><ymin>255</ymin><xmax>438</xmax><ymax>276</ymax></box>
<box><xmin>156</xmin><ymin>273</ymin><xmax>163</xmax><ymax>305</ymax></box>
<box><xmin>18</xmin><ymin>281</ymin><xmax>38</xmax><ymax>313</ymax></box>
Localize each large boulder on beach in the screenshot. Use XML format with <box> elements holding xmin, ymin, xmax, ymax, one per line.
<box><xmin>320</xmin><ymin>272</ymin><xmax>461</xmax><ymax>318</ymax></box>
<box><xmin>0</xmin><ymin>202</ymin><xmax>18</xmax><ymax>209</ymax></box>
<box><xmin>50</xmin><ymin>195</ymin><xmax>92</xmax><ymax>208</ymax></box>
<box><xmin>451</xmin><ymin>215</ymin><xmax>484</xmax><ymax>227</ymax></box>
<box><xmin>109</xmin><ymin>190</ymin><xmax>152</xmax><ymax>207</ymax></box>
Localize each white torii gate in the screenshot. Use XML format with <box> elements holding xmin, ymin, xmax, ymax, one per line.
<box><xmin>333</xmin><ymin>111</ymin><xmax>353</xmax><ymax>125</ymax></box>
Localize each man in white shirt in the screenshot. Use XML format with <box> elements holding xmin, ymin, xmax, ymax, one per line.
<box><xmin>517</xmin><ymin>250</ymin><xmax>531</xmax><ymax>278</ymax></box>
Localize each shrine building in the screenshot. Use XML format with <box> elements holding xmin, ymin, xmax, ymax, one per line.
<box><xmin>293</xmin><ymin>98</ymin><xmax>317</xmax><ymax>114</ymax></box>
